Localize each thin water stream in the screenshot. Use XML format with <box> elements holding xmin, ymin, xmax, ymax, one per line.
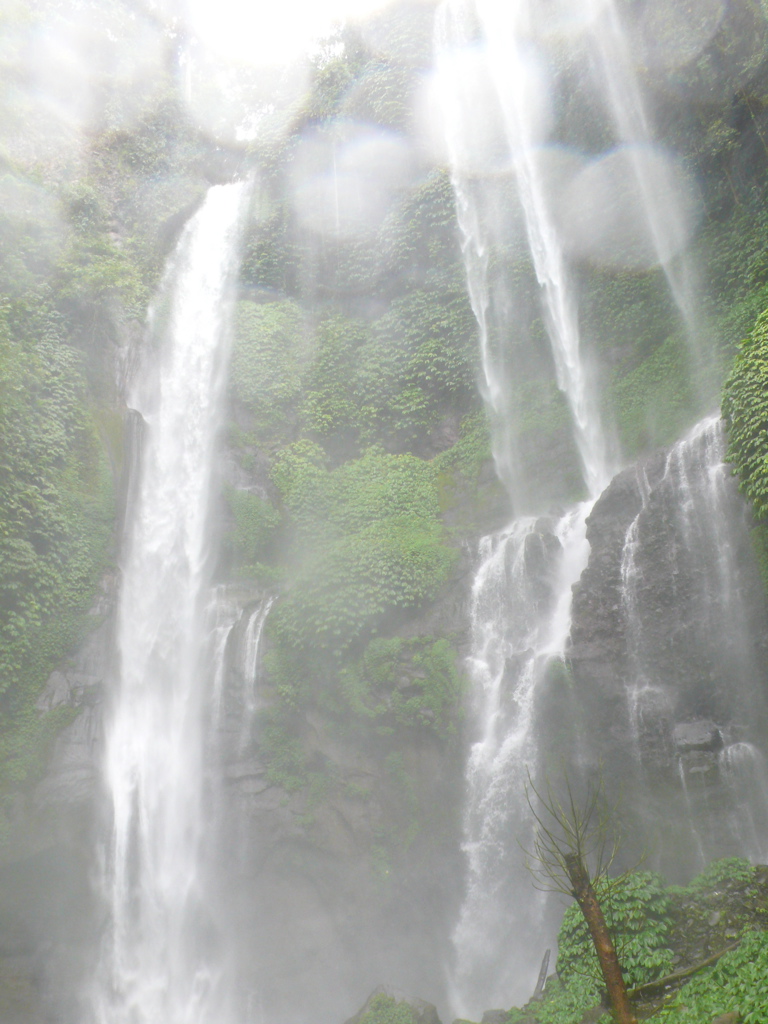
<box><xmin>587</xmin><ymin>0</ymin><xmax>703</xmax><ymax>351</ymax></box>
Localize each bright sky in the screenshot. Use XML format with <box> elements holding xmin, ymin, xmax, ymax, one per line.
<box><xmin>186</xmin><ymin>0</ymin><xmax>400</xmax><ymax>66</ymax></box>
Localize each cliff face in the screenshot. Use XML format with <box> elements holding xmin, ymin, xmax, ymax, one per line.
<box><xmin>31</xmin><ymin>416</ymin><xmax>768</xmax><ymax>1023</ymax></box>
<box><xmin>7</xmin><ymin>4</ymin><xmax>768</xmax><ymax>1023</ymax></box>
<box><xmin>23</xmin><ymin>565</ymin><xmax>469</xmax><ymax>1024</ymax></box>
<box><xmin>568</xmin><ymin>421</ymin><xmax>768</xmax><ymax>877</ymax></box>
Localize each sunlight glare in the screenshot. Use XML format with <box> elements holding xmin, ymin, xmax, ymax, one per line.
<box><xmin>187</xmin><ymin>0</ymin><xmax>399</xmax><ymax>67</ymax></box>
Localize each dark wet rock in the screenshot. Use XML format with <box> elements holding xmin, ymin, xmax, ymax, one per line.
<box><xmin>569</xmin><ymin>457</ymin><xmax>664</xmax><ymax>704</ymax></box>
<box><xmin>673</xmin><ymin>721</ymin><xmax>724</xmax><ymax>753</ymax></box>
<box><xmin>567</xmin><ymin>429</ymin><xmax>768</xmax><ymax>876</ymax></box>
<box><xmin>668</xmin><ymin>866</ymin><xmax>768</xmax><ymax>969</ymax></box>
<box><xmin>35</xmin><ymin>707</ymin><xmax>103</xmax><ymax>807</ymax></box>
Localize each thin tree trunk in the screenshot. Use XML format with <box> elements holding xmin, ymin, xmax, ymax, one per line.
<box><xmin>564</xmin><ymin>853</ymin><xmax>637</xmax><ymax>1024</ymax></box>
<box><xmin>530</xmin><ymin>949</ymin><xmax>550</xmax><ymax>1002</ymax></box>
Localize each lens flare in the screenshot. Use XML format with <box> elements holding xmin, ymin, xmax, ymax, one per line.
<box><xmin>635</xmin><ymin>0</ymin><xmax>726</xmax><ymax>72</ymax></box>
<box><xmin>290</xmin><ymin>123</ymin><xmax>415</xmax><ymax>237</ymax></box>
<box><xmin>559</xmin><ymin>144</ymin><xmax>701</xmax><ymax>270</ymax></box>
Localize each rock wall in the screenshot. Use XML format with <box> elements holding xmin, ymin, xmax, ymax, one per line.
<box><xmin>568</xmin><ymin>421</ymin><xmax>768</xmax><ymax>876</ymax></box>
<box><xmin>24</xmin><ymin>565</ymin><xmax>470</xmax><ymax>1024</ymax></box>
<box><xmin>210</xmin><ymin>573</ymin><xmax>470</xmax><ymax>1024</ymax></box>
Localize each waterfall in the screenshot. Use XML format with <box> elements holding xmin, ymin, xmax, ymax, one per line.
<box><xmin>436</xmin><ymin>1</ymin><xmax>605</xmax><ymax>1011</ymax></box>
<box><xmin>208</xmin><ymin>587</ymin><xmax>242</xmax><ymax>726</ymax></box>
<box><xmin>239</xmin><ymin>597</ymin><xmax>274</xmax><ymax>751</ymax></box>
<box><xmin>436</xmin><ymin>0</ymin><xmax>611</xmax><ymax>502</ymax></box>
<box><xmin>436</xmin><ymin>0</ymin><xmax>611</xmax><ymax>1011</ymax></box>
<box><xmin>719</xmin><ymin>743</ymin><xmax>768</xmax><ymax>863</ymax></box>
<box><xmin>450</xmin><ymin>507</ymin><xmax>591</xmax><ymax>1013</ymax></box>
<box><xmin>90</xmin><ymin>182</ymin><xmax>247</xmax><ymax>1024</ymax></box>
<box><xmin>615</xmin><ymin>416</ymin><xmax>768</xmax><ymax>872</ymax></box>
<box><xmin>434</xmin><ymin>0</ymin><xmax>717</xmax><ymax>1014</ymax></box>
<box><xmin>585</xmin><ymin>0</ymin><xmax>702</xmax><ymax>353</ymax></box>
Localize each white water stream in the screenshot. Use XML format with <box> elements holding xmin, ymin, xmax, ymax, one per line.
<box><xmin>437</xmin><ymin>0</ymin><xmax>611</xmax><ymax>501</ymax></box>
<box><xmin>450</xmin><ymin>506</ymin><xmax>592</xmax><ymax>1013</ymax></box>
<box><xmin>586</xmin><ymin>0</ymin><xmax>702</xmax><ymax>349</ymax></box>
<box><xmin>239</xmin><ymin>597</ymin><xmax>275</xmax><ymax>752</ymax></box>
<box><xmin>434</xmin><ymin>0</ymin><xmax>719</xmax><ymax>1014</ymax></box>
<box><xmin>90</xmin><ymin>182</ymin><xmax>248</xmax><ymax>1024</ymax></box>
<box><xmin>617</xmin><ymin>416</ymin><xmax>768</xmax><ymax>870</ymax></box>
<box><xmin>436</xmin><ymin>0</ymin><xmax>608</xmax><ymax>1011</ymax></box>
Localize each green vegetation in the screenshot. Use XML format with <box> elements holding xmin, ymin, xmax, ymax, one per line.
<box><xmin>339</xmin><ymin>635</ymin><xmax>464</xmax><ymax>733</ymax></box>
<box><xmin>0</xmin><ymin>4</ymin><xmax>230</xmax><ymax>800</ymax></box>
<box><xmin>230</xmin><ymin>299</ymin><xmax>308</xmax><ymax>439</ymax></box>
<box><xmin>270</xmin><ymin>445</ymin><xmax>456</xmax><ymax>649</ymax></box>
<box><xmin>357</xmin><ymin>288</ymin><xmax>477</xmax><ymax>449</ymax></box>
<box><xmin>227</xmin><ymin>52</ymin><xmax>478</xmax><ymax>856</ymax></box>
<box><xmin>227</xmin><ymin>51</ymin><xmax>485</xmax><ymax>848</ymax></box>
<box><xmin>224</xmin><ymin>486</ymin><xmax>281</xmax><ymax>572</ymax></box>
<box><xmin>356</xmin><ymin>993</ymin><xmax>420</xmax><ymax>1024</ymax></box>
<box><xmin>681</xmin><ymin>856</ymin><xmax>756</xmax><ymax>896</ymax></box>
<box><xmin>504</xmin><ymin>859</ymin><xmax>767</xmax><ymax>1024</ymax></box>
<box><xmin>557</xmin><ymin>872</ymin><xmax>674</xmax><ymax>991</ymax></box>
<box><xmin>656</xmin><ymin>928</ymin><xmax>768</xmax><ymax>1024</ymax></box>
<box><xmin>608</xmin><ymin>334</ymin><xmax>696</xmax><ymax>458</ymax></box>
<box><xmin>0</xmin><ymin>301</ymin><xmax>113</xmax><ymax>788</ymax></box>
<box><xmin>723</xmin><ymin>308</ymin><xmax>768</xmax><ymax>519</ymax></box>
<box><xmin>723</xmin><ymin>306</ymin><xmax>768</xmax><ymax>591</ymax></box>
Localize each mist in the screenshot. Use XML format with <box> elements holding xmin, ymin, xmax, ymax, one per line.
<box><xmin>3</xmin><ymin>1</ymin><xmax>768</xmax><ymax>1023</ymax></box>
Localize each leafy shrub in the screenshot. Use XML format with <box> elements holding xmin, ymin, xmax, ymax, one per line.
<box><xmin>301</xmin><ymin>313</ymin><xmax>367</xmax><ymax>449</ymax></box>
<box><xmin>229</xmin><ymin>299</ymin><xmax>307</xmax><ymax>437</ymax></box>
<box><xmin>684</xmin><ymin>857</ymin><xmax>755</xmax><ymax>895</ymax></box>
<box><xmin>341</xmin><ymin>62</ymin><xmax>415</xmax><ymax>132</ymax></box>
<box><xmin>275</xmin><ymin>516</ymin><xmax>455</xmax><ymax>649</ymax></box>
<box><xmin>520</xmin><ymin>973</ymin><xmax>610</xmax><ymax>1024</ymax></box>
<box><xmin>0</xmin><ymin>305</ymin><xmax>113</xmax><ymax>787</ymax></box>
<box><xmin>225</xmin><ymin>487</ymin><xmax>281</xmax><ymax>569</ymax></box>
<box><xmin>335</xmin><ymin>635</ymin><xmax>463</xmax><ymax>736</ymax></box>
<box><xmin>723</xmin><ymin>308</ymin><xmax>768</xmax><ymax>518</ymax></box>
<box><xmin>239</xmin><ymin>208</ymin><xmax>298</xmax><ymax>293</ymax></box>
<box><xmin>271</xmin><ymin>446</ymin><xmax>455</xmax><ymax>648</ymax></box>
<box><xmin>357</xmin><ymin>993</ymin><xmax>419</xmax><ymax>1024</ymax></box>
<box><xmin>557</xmin><ymin>871</ymin><xmax>675</xmax><ymax>990</ymax></box>
<box><xmin>657</xmin><ymin>928</ymin><xmax>768</xmax><ymax>1024</ymax></box>
<box><xmin>608</xmin><ymin>334</ymin><xmax>696</xmax><ymax>459</ymax></box>
<box><xmin>386</xmin><ymin>170</ymin><xmax>464</xmax><ymax>291</ymax></box>
<box><xmin>356</xmin><ymin>288</ymin><xmax>477</xmax><ymax>447</ymax></box>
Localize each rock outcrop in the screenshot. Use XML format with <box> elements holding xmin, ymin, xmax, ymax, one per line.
<box><xmin>568</xmin><ymin>422</ymin><xmax>768</xmax><ymax>875</ymax></box>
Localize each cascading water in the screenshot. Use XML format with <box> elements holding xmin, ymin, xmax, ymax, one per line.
<box><xmin>208</xmin><ymin>587</ymin><xmax>243</xmax><ymax>725</ymax></box>
<box><xmin>719</xmin><ymin>743</ymin><xmax>768</xmax><ymax>863</ymax></box>
<box><xmin>615</xmin><ymin>416</ymin><xmax>768</xmax><ymax>872</ymax></box>
<box><xmin>239</xmin><ymin>597</ymin><xmax>274</xmax><ymax>751</ymax></box>
<box><xmin>450</xmin><ymin>507</ymin><xmax>591</xmax><ymax>1012</ymax></box>
<box><xmin>436</xmin><ymin>0</ymin><xmax>611</xmax><ymax>503</ymax></box>
<box><xmin>434</xmin><ymin>0</ymin><xmax>724</xmax><ymax>1014</ymax></box>
<box><xmin>90</xmin><ymin>182</ymin><xmax>248</xmax><ymax>1024</ymax></box>
<box><xmin>435</xmin><ymin>0</ymin><xmax>611</xmax><ymax>1012</ymax></box>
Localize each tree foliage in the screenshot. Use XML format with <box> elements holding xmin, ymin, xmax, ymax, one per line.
<box><xmin>723</xmin><ymin>307</ymin><xmax>768</xmax><ymax>518</ymax></box>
